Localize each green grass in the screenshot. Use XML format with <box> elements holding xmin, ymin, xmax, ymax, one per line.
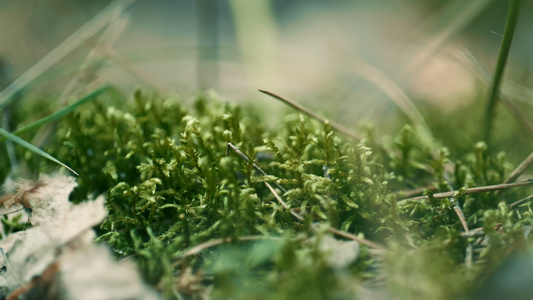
<box><xmin>483</xmin><ymin>0</ymin><xmax>522</xmax><ymax>144</ymax></box>
<box><xmin>0</xmin><ymin>85</ymin><xmax>110</xmax><ymax>177</ymax></box>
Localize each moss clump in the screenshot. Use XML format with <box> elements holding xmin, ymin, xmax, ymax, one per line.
<box><xmin>3</xmin><ymin>89</ymin><xmax>532</xmax><ymax>299</ymax></box>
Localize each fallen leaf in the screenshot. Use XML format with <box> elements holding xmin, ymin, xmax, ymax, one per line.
<box><xmin>0</xmin><ymin>174</ymin><xmax>161</xmax><ymax>299</ymax></box>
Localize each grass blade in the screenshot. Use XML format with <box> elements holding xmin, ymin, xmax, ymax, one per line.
<box><xmin>451</xmin><ymin>48</ymin><xmax>533</xmax><ymax>137</ymax></box>
<box><xmin>12</xmin><ymin>85</ymin><xmax>109</xmax><ymax>136</ymax></box>
<box><xmin>258</xmin><ymin>89</ymin><xmax>363</xmax><ymax>140</ymax></box>
<box><xmin>483</xmin><ymin>0</ymin><xmax>521</xmax><ymax>143</ymax></box>
<box><xmin>0</xmin><ymin>0</ymin><xmax>135</xmax><ymax>110</ymax></box>
<box><xmin>0</xmin><ymin>127</ymin><xmax>78</xmax><ymax>176</ymax></box>
<box><xmin>398</xmin><ymin>0</ymin><xmax>492</xmax><ymax>75</ymax></box>
<box><xmin>341</xmin><ymin>54</ymin><xmax>435</xmax><ymax>148</ymax></box>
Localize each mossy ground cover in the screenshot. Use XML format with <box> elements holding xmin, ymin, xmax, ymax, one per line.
<box><xmin>2</xmin><ymin>87</ymin><xmax>532</xmax><ymax>299</ymax></box>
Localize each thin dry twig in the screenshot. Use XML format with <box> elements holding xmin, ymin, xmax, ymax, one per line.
<box><xmin>455</xmin><ymin>203</ymin><xmax>473</xmax><ymax>268</ymax></box>
<box><xmin>257</xmin><ymin>89</ymin><xmax>435</xmax><ymax>180</ymax></box>
<box><xmin>453</xmin><ymin>205</ymin><xmax>470</xmax><ymax>233</ymax></box>
<box><xmin>227</xmin><ymin>142</ymin><xmax>387</xmax><ymax>252</ymax></box>
<box><xmin>226</xmin><ymin>143</ymin><xmax>287</xmax><ymax>193</ymax></box>
<box><xmin>443</xmin><ymin>180</ymin><xmax>472</xmax><ymax>266</ymax></box>
<box><xmin>395</xmin><ymin>185</ymin><xmax>437</xmax><ymax>198</ymax></box>
<box><xmin>442</xmin><ymin>177</ymin><xmax>470</xmax><ymax>232</ymax></box>
<box><xmin>264</xmin><ymin>182</ymin><xmax>289</xmax><ymax>209</ymax></box>
<box><xmin>509</xmin><ymin>194</ymin><xmax>533</xmax><ymax>208</ymax></box>
<box><xmin>327</xmin><ymin>227</ymin><xmax>386</xmax><ymax>251</ymax></box>
<box><xmin>460</xmin><ymin>227</ymin><xmax>484</xmax><ymax>237</ymax></box>
<box><xmin>400</xmin><ymin>180</ymin><xmax>533</xmax><ymax>202</ymax></box>
<box><xmin>266</xmin><ymin>181</ymin><xmax>386</xmax><ymax>251</ymax></box>
<box><xmin>181</xmin><ymin>236</ymin><xmax>285</xmax><ymax>258</ymax></box>
<box><xmin>258</xmin><ymin>90</ymin><xmax>363</xmax><ymax>140</ymax></box>
<box><xmin>504</xmin><ymin>151</ymin><xmax>533</xmax><ymax>184</ymax></box>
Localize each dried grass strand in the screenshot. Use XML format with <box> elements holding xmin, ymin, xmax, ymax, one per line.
<box><xmin>400</xmin><ymin>180</ymin><xmax>533</xmax><ymax>202</ymax></box>
<box><xmin>258</xmin><ymin>90</ymin><xmax>362</xmax><ymax>141</ymax></box>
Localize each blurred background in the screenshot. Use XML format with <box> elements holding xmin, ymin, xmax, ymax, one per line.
<box><xmin>1</xmin><ymin>0</ymin><xmax>533</xmax><ymax>143</ymax></box>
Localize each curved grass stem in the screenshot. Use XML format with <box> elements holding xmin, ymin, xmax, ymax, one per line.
<box><xmin>258</xmin><ymin>89</ymin><xmax>363</xmax><ymax>141</ymax></box>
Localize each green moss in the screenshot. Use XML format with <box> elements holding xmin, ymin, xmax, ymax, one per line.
<box><xmin>2</xmin><ymin>88</ymin><xmax>532</xmax><ymax>299</ymax></box>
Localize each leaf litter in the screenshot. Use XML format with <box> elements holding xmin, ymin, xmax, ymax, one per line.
<box><xmin>0</xmin><ymin>174</ymin><xmax>160</xmax><ymax>300</ymax></box>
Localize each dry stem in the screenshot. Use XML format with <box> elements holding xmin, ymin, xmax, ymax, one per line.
<box><xmin>258</xmin><ymin>90</ymin><xmax>362</xmax><ymax>140</ymax></box>
<box><xmin>504</xmin><ymin>151</ymin><xmax>533</xmax><ymax>184</ymax></box>
<box><xmin>227</xmin><ymin>142</ymin><xmax>387</xmax><ymax>252</ymax></box>
<box><xmin>400</xmin><ymin>180</ymin><xmax>533</xmax><ymax>202</ymax></box>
